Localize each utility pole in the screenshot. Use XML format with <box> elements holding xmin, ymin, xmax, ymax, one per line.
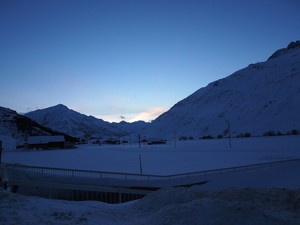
<box><xmin>138</xmin><ymin>134</ymin><xmax>141</xmax><ymax>148</ymax></box>
<box><xmin>227</xmin><ymin>120</ymin><xmax>232</xmax><ymax>148</ymax></box>
<box><xmin>139</xmin><ymin>154</ymin><xmax>143</xmax><ymax>174</ymax></box>
<box><xmin>0</xmin><ymin>140</ymin><xmax>2</xmax><ymax>187</ymax></box>
<box><xmin>174</xmin><ymin>130</ymin><xmax>176</xmax><ymax>149</ymax></box>
<box><xmin>0</xmin><ymin>140</ymin><xmax>2</xmax><ymax>163</ymax></box>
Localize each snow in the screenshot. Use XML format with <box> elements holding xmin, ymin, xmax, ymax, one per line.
<box><xmin>0</xmin><ymin>134</ymin><xmax>16</xmax><ymax>151</ymax></box>
<box><xmin>3</xmin><ymin>136</ymin><xmax>300</xmax><ymax>175</ymax></box>
<box><xmin>141</xmin><ymin>44</ymin><xmax>300</xmax><ymax>139</ymax></box>
<box><xmin>0</xmin><ymin>107</ymin><xmax>19</xmax><ymax>150</ymax></box>
<box><xmin>197</xmin><ymin>159</ymin><xmax>300</xmax><ymax>190</ymax></box>
<box><xmin>25</xmin><ymin>104</ymin><xmax>148</xmax><ymax>140</ymax></box>
<box><xmin>1</xmin><ymin>187</ymin><xmax>300</xmax><ymax>225</ymax></box>
<box><xmin>1</xmin><ymin>43</ymin><xmax>300</xmax><ymax>224</ymax></box>
<box><xmin>21</xmin><ymin>43</ymin><xmax>300</xmax><ymax>142</ymax></box>
<box><xmin>1</xmin><ymin>136</ymin><xmax>300</xmax><ymax>224</ymax></box>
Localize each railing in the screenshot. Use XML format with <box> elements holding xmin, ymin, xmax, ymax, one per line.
<box><xmin>1</xmin><ymin>158</ymin><xmax>300</xmax><ymax>203</ymax></box>
<box><xmin>1</xmin><ymin>163</ymin><xmax>165</xmax><ymax>181</ymax></box>
<box><xmin>168</xmin><ymin>158</ymin><xmax>300</xmax><ymax>179</ymax></box>
<box><xmin>1</xmin><ymin>158</ymin><xmax>300</xmax><ymax>183</ymax></box>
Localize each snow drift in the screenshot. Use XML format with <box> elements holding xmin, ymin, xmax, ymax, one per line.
<box><xmin>1</xmin><ymin>187</ymin><xmax>299</xmax><ymax>225</ymax></box>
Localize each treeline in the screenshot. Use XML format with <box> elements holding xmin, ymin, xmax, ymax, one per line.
<box><xmin>178</xmin><ymin>129</ymin><xmax>299</xmax><ymax>140</ymax></box>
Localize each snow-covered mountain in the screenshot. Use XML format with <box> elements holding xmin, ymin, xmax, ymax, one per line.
<box><xmin>25</xmin><ymin>104</ymin><xmax>147</xmax><ymax>139</ymax></box>
<box><xmin>140</xmin><ymin>41</ymin><xmax>300</xmax><ymax>139</ymax></box>
<box><xmin>26</xmin><ymin>104</ymin><xmax>120</xmax><ymax>139</ymax></box>
<box><xmin>5</xmin><ymin>41</ymin><xmax>300</xmax><ymax>143</ymax></box>
<box><xmin>0</xmin><ymin>106</ymin><xmax>77</xmax><ymax>150</ymax></box>
<box><xmin>113</xmin><ymin>120</ymin><xmax>148</xmax><ymax>134</ymax></box>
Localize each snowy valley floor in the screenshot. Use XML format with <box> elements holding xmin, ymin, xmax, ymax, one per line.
<box><xmin>3</xmin><ymin>136</ymin><xmax>300</xmax><ymax>174</ymax></box>
<box><xmin>1</xmin><ymin>136</ymin><xmax>300</xmax><ymax>224</ymax></box>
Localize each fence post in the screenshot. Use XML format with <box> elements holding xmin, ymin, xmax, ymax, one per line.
<box><xmin>0</xmin><ymin>140</ymin><xmax>2</xmax><ymax>163</ymax></box>
<box><xmin>0</xmin><ymin>140</ymin><xmax>2</xmax><ymax>187</ymax></box>
<box><xmin>118</xmin><ymin>191</ymin><xmax>122</xmax><ymax>203</ymax></box>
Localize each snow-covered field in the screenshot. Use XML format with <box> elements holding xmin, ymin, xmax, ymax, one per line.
<box><xmin>3</xmin><ymin>136</ymin><xmax>300</xmax><ymax>175</ymax></box>
<box><xmin>1</xmin><ymin>135</ymin><xmax>300</xmax><ymax>225</ymax></box>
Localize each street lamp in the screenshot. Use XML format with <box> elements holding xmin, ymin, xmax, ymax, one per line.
<box><xmin>226</xmin><ymin>119</ymin><xmax>232</xmax><ymax>148</ymax></box>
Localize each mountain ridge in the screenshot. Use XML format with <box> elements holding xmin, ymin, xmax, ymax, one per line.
<box><xmin>0</xmin><ymin>106</ymin><xmax>78</xmax><ymax>150</ymax></box>
<box><xmin>2</xmin><ymin>41</ymin><xmax>299</xmax><ymax>144</ymax></box>
<box><xmin>25</xmin><ymin>104</ymin><xmax>148</xmax><ymax>139</ymax></box>
<box><xmin>140</xmin><ymin>41</ymin><xmax>300</xmax><ymax>139</ymax></box>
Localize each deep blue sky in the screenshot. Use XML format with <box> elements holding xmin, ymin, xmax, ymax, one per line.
<box><xmin>1</xmin><ymin>0</ymin><xmax>300</xmax><ymax>122</ymax></box>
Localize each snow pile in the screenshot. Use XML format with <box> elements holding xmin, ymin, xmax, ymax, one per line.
<box><xmin>1</xmin><ymin>187</ymin><xmax>299</xmax><ymax>225</ymax></box>
<box><xmin>133</xmin><ymin>188</ymin><xmax>300</xmax><ymax>225</ymax></box>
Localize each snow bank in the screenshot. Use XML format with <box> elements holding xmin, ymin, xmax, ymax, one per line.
<box><xmin>197</xmin><ymin>159</ymin><xmax>300</xmax><ymax>190</ymax></box>
<box><xmin>134</xmin><ymin>188</ymin><xmax>300</xmax><ymax>225</ymax></box>
<box><xmin>0</xmin><ymin>134</ymin><xmax>16</xmax><ymax>151</ymax></box>
<box><xmin>1</xmin><ymin>187</ymin><xmax>299</xmax><ymax>225</ymax></box>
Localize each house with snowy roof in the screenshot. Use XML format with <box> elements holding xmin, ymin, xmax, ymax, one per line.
<box><xmin>27</xmin><ymin>136</ymin><xmax>65</xmax><ymax>149</ymax></box>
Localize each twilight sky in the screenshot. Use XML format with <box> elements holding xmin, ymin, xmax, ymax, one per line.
<box><xmin>1</xmin><ymin>0</ymin><xmax>300</xmax><ymax>122</ymax></box>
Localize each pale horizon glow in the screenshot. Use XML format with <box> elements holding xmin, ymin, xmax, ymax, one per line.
<box><xmin>80</xmin><ymin>106</ymin><xmax>166</xmax><ymax>123</ymax></box>
<box><xmin>128</xmin><ymin>107</ymin><xmax>166</xmax><ymax>123</ymax></box>
<box><xmin>1</xmin><ymin>0</ymin><xmax>300</xmax><ymax>122</ymax></box>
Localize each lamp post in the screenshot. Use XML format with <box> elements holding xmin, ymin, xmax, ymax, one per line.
<box><xmin>226</xmin><ymin>119</ymin><xmax>232</xmax><ymax>148</ymax></box>
<box><xmin>0</xmin><ymin>140</ymin><xmax>2</xmax><ymax>163</ymax></box>
<box><xmin>174</xmin><ymin>130</ymin><xmax>176</xmax><ymax>149</ymax></box>
<box><xmin>98</xmin><ymin>136</ymin><xmax>101</xmax><ymax>146</ymax></box>
<box><xmin>0</xmin><ymin>140</ymin><xmax>2</xmax><ymax>186</ymax></box>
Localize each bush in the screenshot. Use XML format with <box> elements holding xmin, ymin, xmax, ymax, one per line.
<box><xmin>201</xmin><ymin>135</ymin><xmax>214</xmax><ymax>139</ymax></box>
<box><xmin>287</xmin><ymin>129</ymin><xmax>299</xmax><ymax>135</ymax></box>
<box><xmin>244</xmin><ymin>132</ymin><xmax>251</xmax><ymax>137</ymax></box>
<box><xmin>263</xmin><ymin>131</ymin><xmax>277</xmax><ymax>136</ymax></box>
<box><xmin>217</xmin><ymin>135</ymin><xmax>223</xmax><ymax>139</ymax></box>
<box><xmin>179</xmin><ymin>136</ymin><xmax>188</xmax><ymax>141</ymax></box>
<box><xmin>237</xmin><ymin>132</ymin><xmax>251</xmax><ymax>138</ymax></box>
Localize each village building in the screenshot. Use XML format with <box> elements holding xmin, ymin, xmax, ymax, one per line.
<box><xmin>147</xmin><ymin>137</ymin><xmax>166</xmax><ymax>145</ymax></box>
<box><xmin>27</xmin><ymin>136</ymin><xmax>65</xmax><ymax>149</ymax></box>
